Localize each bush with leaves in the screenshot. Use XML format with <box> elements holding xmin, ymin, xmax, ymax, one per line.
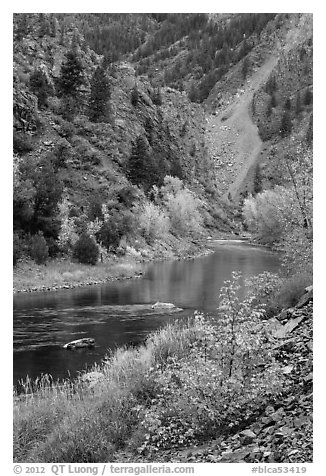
<box><xmin>96</xmin><ymin>208</ymin><xmax>134</xmax><ymax>252</ymax></box>
<box><xmin>28</xmin><ymin>232</ymin><xmax>49</xmax><ymax>265</ymax></box>
<box><xmin>13</xmin><ymin>233</ymin><xmax>24</xmax><ymax>266</ymax></box>
<box><xmin>133</xmin><ymin>273</ymin><xmax>284</xmax><ymax>457</ymax></box>
<box><xmin>159</xmin><ymin>176</ymin><xmax>203</xmax><ymax>236</ymax></box>
<box><xmin>13</xmin><ymin>132</ymin><xmax>34</xmax><ymax>155</ymax></box>
<box><xmin>29</xmin><ymin>68</ymin><xmax>53</xmax><ymax>109</ymax></box>
<box><xmin>136</xmin><ymin>201</ymin><xmax>170</xmax><ymax>243</ymax></box>
<box><xmin>243</xmin><ymin>147</ymin><xmax>312</xmax><ymax>273</ymax></box>
<box><xmin>73</xmin><ymin>233</ymin><xmax>99</xmax><ymax>265</ymax></box>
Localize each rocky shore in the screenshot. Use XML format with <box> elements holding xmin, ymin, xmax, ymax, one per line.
<box><xmin>116</xmin><ymin>287</ymin><xmax>313</xmax><ymax>464</ymax></box>
<box><xmin>13</xmin><ymin>235</ymin><xmax>218</xmax><ymax>295</ymax></box>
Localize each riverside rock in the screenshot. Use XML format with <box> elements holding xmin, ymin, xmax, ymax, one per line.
<box><xmin>152</xmin><ymin>302</ymin><xmax>177</xmax><ymax>310</ymax></box>
<box><xmin>63</xmin><ymin>338</ymin><xmax>95</xmax><ymax>350</ymax></box>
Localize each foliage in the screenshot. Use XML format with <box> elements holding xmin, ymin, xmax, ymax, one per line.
<box><xmin>151</xmin><ymin>88</ymin><xmax>162</xmax><ymax>106</ymax></box>
<box><xmin>31</xmin><ymin>161</ymin><xmax>64</xmax><ymax>250</ymax></box>
<box><xmin>280</xmin><ymin>111</ymin><xmax>292</xmax><ymax>137</ymax></box>
<box><xmin>136</xmin><ymin>201</ymin><xmax>170</xmax><ymax>243</ymax></box>
<box><xmin>13</xmin><ymin>132</ymin><xmax>34</xmax><ymax>155</ymax></box>
<box><xmin>57</xmin><ymin>193</ymin><xmax>79</xmax><ymax>252</ymax></box>
<box><xmin>134</xmin><ymin>273</ymin><xmax>283</xmax><ymax>456</ymax></box>
<box><xmin>306</xmin><ymin>113</ymin><xmax>313</xmax><ymax>147</ymax></box>
<box><xmin>29</xmin><ymin>69</ymin><xmax>53</xmax><ymax>109</ymax></box>
<box><xmin>15</xmin><ymin>270</ymin><xmax>285</xmax><ymax>461</ymax></box>
<box><xmin>243</xmin><ymin>147</ymin><xmax>312</xmax><ymax>273</ymax></box>
<box><xmin>127</xmin><ymin>136</ymin><xmax>162</xmax><ymax>193</ymax></box>
<box><xmin>159</xmin><ymin>176</ymin><xmax>203</xmax><ymax>236</ymax></box>
<box><xmin>88</xmin><ymin>65</ymin><xmax>111</xmax><ymax>122</ymax></box>
<box><xmin>13</xmin><ymin>155</ymin><xmax>64</xmax><ymax>253</ymax></box>
<box><xmin>303</xmin><ymin>88</ymin><xmax>312</xmax><ymax>105</ymax></box>
<box><xmin>131</xmin><ymin>85</ymin><xmax>140</xmax><ymax>106</ymax></box>
<box><xmin>264</xmin><ymin>272</ymin><xmax>312</xmax><ymax>316</ymax></box>
<box><xmin>13</xmin><ymin>233</ymin><xmax>24</xmax><ymax>266</ymax></box>
<box><xmin>57</xmin><ymin>50</ymin><xmax>85</xmax><ymax>99</ymax></box>
<box><xmin>96</xmin><ymin>208</ymin><xmax>134</xmax><ymax>252</ymax></box>
<box><xmin>73</xmin><ymin>233</ymin><xmax>99</xmax><ymax>265</ymax></box>
<box><xmin>28</xmin><ymin>232</ymin><xmax>49</xmax><ymax>265</ymax></box>
<box><xmin>52</xmin><ymin>139</ymin><xmax>73</xmax><ymax>169</ymax></box>
<box><xmin>217</xmin><ymin>271</ymin><xmax>279</xmax><ymax>378</ymax></box>
<box><xmin>242</xmin><ymin>56</ymin><xmax>250</xmax><ymax>79</ymax></box>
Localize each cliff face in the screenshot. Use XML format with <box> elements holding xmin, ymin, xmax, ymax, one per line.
<box><xmin>13</xmin><ymin>13</ymin><xmax>313</xmax><ymax>244</ymax></box>
<box><xmin>204</xmin><ymin>13</ymin><xmax>313</xmax><ymax>199</ymax></box>
<box><xmin>13</xmin><ymin>14</ymin><xmax>220</xmax><ymax>215</ymax></box>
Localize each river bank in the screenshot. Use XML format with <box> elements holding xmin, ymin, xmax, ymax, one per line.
<box><xmin>13</xmin><ymin>232</ymin><xmax>228</xmax><ymax>294</ymax></box>
<box><xmin>14</xmin><ymin>283</ymin><xmax>313</xmax><ymax>463</ymax></box>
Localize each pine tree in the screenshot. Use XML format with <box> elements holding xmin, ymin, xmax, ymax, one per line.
<box><xmin>242</xmin><ymin>56</ymin><xmax>249</xmax><ymax>79</ymax></box>
<box><xmin>131</xmin><ymin>84</ymin><xmax>140</xmax><ymax>106</ymax></box>
<box><xmin>29</xmin><ymin>69</ymin><xmax>53</xmax><ymax>109</ymax></box>
<box><xmin>152</xmin><ymin>87</ymin><xmax>162</xmax><ymax>106</ymax></box>
<box><xmin>88</xmin><ymin>65</ymin><xmax>111</xmax><ymax>122</ymax></box>
<box><xmin>57</xmin><ymin>50</ymin><xmax>85</xmax><ymax>99</ymax></box>
<box><xmin>306</xmin><ymin>113</ymin><xmax>313</xmax><ymax>147</ymax></box>
<box><xmin>38</xmin><ymin>13</ymin><xmax>51</xmax><ymax>38</ymax></box>
<box><xmin>280</xmin><ymin>111</ymin><xmax>292</xmax><ymax>138</ymax></box>
<box><xmin>284</xmin><ymin>97</ymin><xmax>291</xmax><ymax>110</ymax></box>
<box><xmin>127</xmin><ymin>136</ymin><xmax>157</xmax><ymax>193</ymax></box>
<box><xmin>295</xmin><ymin>92</ymin><xmax>302</xmax><ymax>116</ymax></box>
<box><xmin>304</xmin><ymin>88</ymin><xmax>313</xmax><ymax>105</ymax></box>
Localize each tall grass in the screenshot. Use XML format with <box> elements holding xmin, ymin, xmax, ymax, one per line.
<box><xmin>13</xmin><ymin>319</ymin><xmax>201</xmax><ymax>463</ymax></box>
<box><xmin>14</xmin><ymin>308</ymin><xmax>284</xmax><ymax>462</ymax></box>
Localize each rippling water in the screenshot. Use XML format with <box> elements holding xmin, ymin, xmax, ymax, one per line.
<box><xmin>13</xmin><ymin>241</ymin><xmax>280</xmax><ymax>385</ymax></box>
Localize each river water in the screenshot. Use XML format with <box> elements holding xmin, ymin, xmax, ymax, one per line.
<box><xmin>13</xmin><ymin>240</ymin><xmax>280</xmax><ymax>386</ymax></box>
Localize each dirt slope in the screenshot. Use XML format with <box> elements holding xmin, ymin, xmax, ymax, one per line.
<box><xmin>205</xmin><ymin>56</ymin><xmax>278</xmax><ymax>202</ymax></box>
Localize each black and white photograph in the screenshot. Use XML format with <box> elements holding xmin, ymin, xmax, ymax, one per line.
<box><xmin>12</xmin><ymin>7</ymin><xmax>314</xmax><ymax>471</ymax></box>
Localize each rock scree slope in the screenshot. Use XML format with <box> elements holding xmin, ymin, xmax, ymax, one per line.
<box><xmin>205</xmin><ymin>56</ymin><xmax>279</xmax><ymax>202</ymax></box>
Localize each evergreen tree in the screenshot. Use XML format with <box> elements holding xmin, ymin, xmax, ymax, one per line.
<box><xmin>73</xmin><ymin>233</ymin><xmax>99</xmax><ymax>265</ymax></box>
<box><xmin>29</xmin><ymin>69</ymin><xmax>53</xmax><ymax>109</ymax></box>
<box><xmin>306</xmin><ymin>113</ymin><xmax>313</xmax><ymax>147</ymax></box>
<box><xmin>304</xmin><ymin>88</ymin><xmax>313</xmax><ymax>105</ymax></box>
<box><xmin>242</xmin><ymin>57</ymin><xmax>250</xmax><ymax>79</ymax></box>
<box><xmin>284</xmin><ymin>97</ymin><xmax>291</xmax><ymax>110</ymax></box>
<box><xmin>57</xmin><ymin>50</ymin><xmax>85</xmax><ymax>99</ymax></box>
<box><xmin>88</xmin><ymin>65</ymin><xmax>111</xmax><ymax>122</ymax></box>
<box><xmin>131</xmin><ymin>84</ymin><xmax>140</xmax><ymax>106</ymax></box>
<box><xmin>127</xmin><ymin>136</ymin><xmax>157</xmax><ymax>193</ymax></box>
<box><xmin>152</xmin><ymin>87</ymin><xmax>162</xmax><ymax>106</ymax></box>
<box><xmin>38</xmin><ymin>13</ymin><xmax>51</xmax><ymax>38</ymax></box>
<box><xmin>280</xmin><ymin>111</ymin><xmax>292</xmax><ymax>138</ymax></box>
<box><xmin>295</xmin><ymin>92</ymin><xmax>302</xmax><ymax>116</ymax></box>
<box><xmin>253</xmin><ymin>165</ymin><xmax>263</xmax><ymax>194</ymax></box>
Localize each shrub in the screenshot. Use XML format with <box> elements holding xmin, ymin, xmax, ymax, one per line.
<box><xmin>96</xmin><ymin>210</ymin><xmax>134</xmax><ymax>252</ymax></box>
<box><xmin>13</xmin><ymin>233</ymin><xmax>24</xmax><ymax>266</ymax></box>
<box><xmin>52</xmin><ymin>139</ymin><xmax>73</xmax><ymax>169</ymax></box>
<box><xmin>160</xmin><ymin>176</ymin><xmax>203</xmax><ymax>236</ymax></box>
<box><xmin>57</xmin><ymin>119</ymin><xmax>77</xmax><ymax>139</ymax></box>
<box><xmin>13</xmin><ymin>132</ymin><xmax>34</xmax><ymax>155</ymax></box>
<box><xmin>28</xmin><ymin>232</ymin><xmax>49</xmax><ymax>265</ymax></box>
<box><xmin>265</xmin><ymin>272</ymin><xmax>312</xmax><ymax>316</ymax></box>
<box><xmin>73</xmin><ymin>233</ymin><xmax>99</xmax><ymax>265</ymax></box>
<box><xmin>137</xmin><ymin>202</ymin><xmax>170</xmax><ymax>242</ymax></box>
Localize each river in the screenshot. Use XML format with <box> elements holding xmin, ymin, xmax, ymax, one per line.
<box><xmin>13</xmin><ymin>240</ymin><xmax>280</xmax><ymax>387</ymax></box>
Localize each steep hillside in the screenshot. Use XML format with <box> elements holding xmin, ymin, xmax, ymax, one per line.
<box><xmin>13</xmin><ymin>13</ymin><xmax>234</xmax><ymax>271</ymax></box>
<box><xmin>203</xmin><ymin>13</ymin><xmax>313</xmax><ymax>202</ymax></box>
<box><xmin>13</xmin><ymin>13</ymin><xmax>313</xmax><ymax>269</ymax></box>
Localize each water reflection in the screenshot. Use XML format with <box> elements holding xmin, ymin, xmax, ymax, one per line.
<box><xmin>13</xmin><ymin>241</ymin><xmax>280</xmax><ymax>385</ymax></box>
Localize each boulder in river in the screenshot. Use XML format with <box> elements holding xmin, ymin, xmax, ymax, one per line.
<box><xmin>151</xmin><ymin>302</ymin><xmax>179</xmax><ymax>310</ymax></box>
<box><xmin>63</xmin><ymin>338</ymin><xmax>95</xmax><ymax>350</ymax></box>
